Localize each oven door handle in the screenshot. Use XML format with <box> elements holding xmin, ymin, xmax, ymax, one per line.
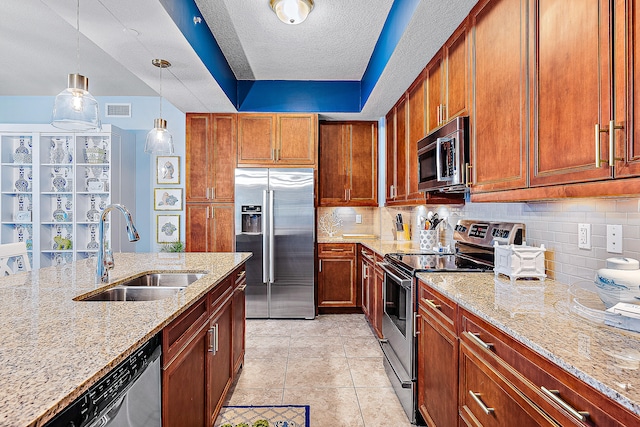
<box><xmin>378</xmin><ymin>262</ymin><xmax>412</xmax><ymax>290</ymax></box>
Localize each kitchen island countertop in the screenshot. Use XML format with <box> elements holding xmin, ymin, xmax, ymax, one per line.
<box><xmin>0</xmin><ymin>252</ymin><xmax>251</xmax><ymax>427</ymax></box>
<box><xmin>416</xmin><ymin>271</ymin><xmax>640</xmax><ymax>417</ymax></box>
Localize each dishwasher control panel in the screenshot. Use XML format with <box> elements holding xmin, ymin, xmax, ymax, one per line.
<box><xmin>43</xmin><ymin>334</ymin><xmax>160</xmax><ymax>427</ymax></box>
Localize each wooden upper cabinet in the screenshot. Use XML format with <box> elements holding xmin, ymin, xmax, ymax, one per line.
<box><xmin>395</xmin><ymin>96</ymin><xmax>408</xmax><ymax>201</ymax></box>
<box><xmin>426</xmin><ymin>52</ymin><xmax>444</xmax><ymax>134</ymax></box>
<box><xmin>318</xmin><ymin>121</ymin><xmax>377</xmax><ymax>206</ymax></box>
<box><xmin>407</xmin><ymin>75</ymin><xmax>426</xmax><ymax>201</ymax></box>
<box><xmin>385</xmin><ymin>109</ymin><xmax>397</xmax><ymax>204</ymax></box>
<box><xmin>529</xmin><ymin>0</ymin><xmax>614</xmax><ymax>187</ymax></box>
<box><xmin>445</xmin><ymin>21</ymin><xmax>469</xmax><ymax>120</ymax></box>
<box><xmin>237</xmin><ymin>114</ymin><xmax>277</xmax><ymax>165</ymax></box>
<box><xmin>276</xmin><ymin>114</ymin><xmax>317</xmax><ymax>165</ymax></box>
<box><xmin>237</xmin><ymin>113</ymin><xmax>317</xmax><ymax>167</ymax></box>
<box><xmin>186</xmin><ymin>113</ymin><xmax>236</xmax><ymax>203</ymax></box>
<box><xmin>615</xmin><ymin>0</ymin><xmax>640</xmax><ymax>178</ymax></box>
<box><xmin>470</xmin><ymin>0</ymin><xmax>528</xmax><ymax>193</ymax></box>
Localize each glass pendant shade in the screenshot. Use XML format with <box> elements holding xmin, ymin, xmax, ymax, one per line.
<box><xmin>145</xmin><ymin>118</ymin><xmax>174</xmax><ymax>154</ymax></box>
<box><xmin>270</xmin><ymin>0</ymin><xmax>314</xmax><ymax>24</ymax></box>
<box><xmin>52</xmin><ymin>73</ymin><xmax>101</xmax><ymax>131</ymax></box>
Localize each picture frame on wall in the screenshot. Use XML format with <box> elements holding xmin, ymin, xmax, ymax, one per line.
<box><xmin>154</xmin><ymin>188</ymin><xmax>183</xmax><ymax>211</ymax></box>
<box><xmin>156</xmin><ymin>156</ymin><xmax>180</xmax><ymax>184</ymax></box>
<box><xmin>157</xmin><ymin>214</ymin><xmax>180</xmax><ymax>243</ymax></box>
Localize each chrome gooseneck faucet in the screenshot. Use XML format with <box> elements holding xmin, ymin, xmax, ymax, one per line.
<box><xmin>96</xmin><ymin>204</ymin><xmax>140</xmax><ymax>284</ymax></box>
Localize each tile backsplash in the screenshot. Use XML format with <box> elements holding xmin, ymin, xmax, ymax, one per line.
<box><xmin>318</xmin><ymin>197</ymin><xmax>640</xmax><ymax>288</ymax></box>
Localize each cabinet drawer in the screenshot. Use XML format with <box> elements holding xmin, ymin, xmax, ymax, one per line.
<box><xmin>209</xmin><ymin>276</ymin><xmax>233</xmax><ymax>312</ymax></box>
<box><xmin>318</xmin><ymin>243</ymin><xmax>356</xmax><ymax>257</ymax></box>
<box><xmin>460</xmin><ymin>309</ymin><xmax>639</xmax><ymax>426</ymax></box>
<box><xmin>359</xmin><ymin>246</ymin><xmax>375</xmax><ymax>263</ymax></box>
<box><xmin>418</xmin><ymin>279</ymin><xmax>456</xmax><ymax>329</ymax></box>
<box><xmin>163</xmin><ymin>296</ymin><xmax>209</xmax><ymax>367</ymax></box>
<box><xmin>459</xmin><ymin>341</ymin><xmax>558</xmax><ymax>427</ymax></box>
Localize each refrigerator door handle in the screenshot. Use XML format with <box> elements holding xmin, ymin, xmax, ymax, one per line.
<box><xmin>262</xmin><ymin>189</ymin><xmax>269</xmax><ymax>284</ymax></box>
<box><xmin>268</xmin><ymin>189</ymin><xmax>275</xmax><ymax>284</ymax></box>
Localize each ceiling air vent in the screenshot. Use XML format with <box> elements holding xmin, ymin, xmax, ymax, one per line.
<box><xmin>105</xmin><ymin>103</ymin><xmax>131</xmax><ymax>118</ymax></box>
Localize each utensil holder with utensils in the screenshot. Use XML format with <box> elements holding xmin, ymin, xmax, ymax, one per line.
<box><xmin>419</xmin><ymin>230</ymin><xmax>438</xmax><ymax>250</ymax></box>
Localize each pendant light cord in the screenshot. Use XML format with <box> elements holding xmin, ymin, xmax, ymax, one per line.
<box><xmin>76</xmin><ymin>0</ymin><xmax>80</xmax><ymax>74</ymax></box>
<box><xmin>159</xmin><ymin>63</ymin><xmax>163</xmax><ymax>120</ymax></box>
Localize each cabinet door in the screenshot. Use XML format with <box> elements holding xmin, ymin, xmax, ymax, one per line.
<box><xmin>162</xmin><ymin>320</ymin><xmax>208</xmax><ymax>427</ymax></box>
<box><xmin>360</xmin><ymin>253</ymin><xmax>371</xmax><ymax>318</ymax></box>
<box><xmin>210</xmin><ymin>114</ymin><xmax>236</xmax><ymax>203</ymax></box>
<box><xmin>276</xmin><ymin>114</ymin><xmax>317</xmax><ymax>166</ymax></box>
<box><xmin>426</xmin><ymin>52</ymin><xmax>444</xmax><ymax>133</ymax></box>
<box><xmin>232</xmin><ymin>269</ymin><xmax>246</xmax><ymax>376</ymax></box>
<box><xmin>615</xmin><ymin>0</ymin><xmax>640</xmax><ymax>177</ymax></box>
<box><xmin>372</xmin><ymin>258</ymin><xmax>383</xmax><ymax>338</ymax></box>
<box><xmin>186</xmin><ymin>114</ymin><xmax>211</xmax><ymax>203</ymax></box>
<box><xmin>318</xmin><ymin>257</ymin><xmax>356</xmax><ymax>307</ymax></box>
<box><xmin>407</xmin><ymin>76</ymin><xmax>426</xmax><ymax>201</ymax></box>
<box><xmin>348</xmin><ymin>122</ymin><xmax>378</xmax><ymax>205</ymax></box>
<box><xmin>237</xmin><ymin>114</ymin><xmax>276</xmax><ymax>165</ymax></box>
<box><xmin>459</xmin><ymin>342</ymin><xmax>558</xmax><ymax>427</ymax></box>
<box><xmin>395</xmin><ymin>96</ymin><xmax>408</xmax><ymax>201</ymax></box>
<box><xmin>208</xmin><ymin>302</ymin><xmax>233</xmax><ymax>425</ymax></box>
<box><xmin>319</xmin><ymin>122</ymin><xmax>347</xmax><ymax>205</ymax></box>
<box><xmin>470</xmin><ymin>0</ymin><xmax>528</xmax><ymax>193</ymax></box>
<box><xmin>445</xmin><ymin>21</ymin><xmax>469</xmax><ymax>120</ymax></box>
<box><xmin>530</xmin><ymin>0</ymin><xmax>613</xmax><ymax>186</ymax></box>
<box><xmin>386</xmin><ymin>109</ymin><xmax>397</xmax><ymax>203</ymax></box>
<box><xmin>185</xmin><ymin>204</ymin><xmax>234</xmax><ymax>252</ymax></box>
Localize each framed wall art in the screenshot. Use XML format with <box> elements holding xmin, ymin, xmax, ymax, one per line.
<box><xmin>154</xmin><ymin>188</ymin><xmax>183</xmax><ymax>211</ymax></box>
<box><xmin>156</xmin><ymin>214</ymin><xmax>180</xmax><ymax>243</ymax></box>
<box><xmin>156</xmin><ymin>156</ymin><xmax>180</xmax><ymax>184</ymax></box>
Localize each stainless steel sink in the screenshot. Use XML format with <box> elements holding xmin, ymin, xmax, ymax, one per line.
<box><xmin>80</xmin><ymin>287</ymin><xmax>184</xmax><ymax>302</ymax></box>
<box><xmin>119</xmin><ymin>272</ymin><xmax>205</xmax><ymax>288</ymax></box>
<box><xmin>76</xmin><ymin>272</ymin><xmax>207</xmax><ymax>302</ymax></box>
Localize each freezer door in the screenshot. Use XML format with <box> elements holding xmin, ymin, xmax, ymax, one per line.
<box><xmin>235</xmin><ymin>168</ymin><xmax>269</xmax><ymax>318</ymax></box>
<box><xmin>268</xmin><ymin>169</ymin><xmax>315</xmax><ymax>319</ymax></box>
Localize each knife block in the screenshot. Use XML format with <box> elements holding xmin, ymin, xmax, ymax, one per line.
<box><xmin>395</xmin><ymin>224</ymin><xmax>411</xmax><ymax>241</ymax></box>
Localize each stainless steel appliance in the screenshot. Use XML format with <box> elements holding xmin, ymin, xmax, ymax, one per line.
<box><xmin>235</xmin><ymin>168</ymin><xmax>315</xmax><ymax>319</ymax></box>
<box><xmin>417</xmin><ymin>116</ymin><xmax>470</xmax><ymax>193</ymax></box>
<box><xmin>44</xmin><ymin>334</ymin><xmax>161</xmax><ymax>427</ymax></box>
<box><xmin>379</xmin><ymin>220</ymin><xmax>524</xmax><ymax>424</ymax></box>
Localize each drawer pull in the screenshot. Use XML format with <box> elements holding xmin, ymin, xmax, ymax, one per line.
<box><xmin>541</xmin><ymin>386</ymin><xmax>589</xmax><ymax>422</ymax></box>
<box><xmin>237</xmin><ymin>270</ymin><xmax>246</xmax><ymax>279</ymax></box>
<box><xmin>237</xmin><ymin>284</ymin><xmax>247</xmax><ymax>292</ymax></box>
<box><xmin>330</xmin><ymin>248</ymin><xmax>345</xmax><ymax>252</ymax></box>
<box><xmin>467</xmin><ymin>332</ymin><xmax>494</xmax><ymax>350</ymax></box>
<box><xmin>469</xmin><ymin>391</ymin><xmax>494</xmax><ymax>415</ymax></box>
<box><xmin>207</xmin><ymin>327</ymin><xmax>215</xmax><ymax>354</ymax></box>
<box><xmin>422</xmin><ymin>298</ymin><xmax>441</xmax><ymax>310</ymax></box>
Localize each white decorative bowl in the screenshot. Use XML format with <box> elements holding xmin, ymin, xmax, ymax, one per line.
<box><xmin>594</xmin><ymin>257</ymin><xmax>640</xmax><ymax>308</ymax></box>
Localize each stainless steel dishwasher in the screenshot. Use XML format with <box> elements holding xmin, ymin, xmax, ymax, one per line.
<box><xmin>44</xmin><ymin>334</ymin><xmax>161</xmax><ymax>427</ymax></box>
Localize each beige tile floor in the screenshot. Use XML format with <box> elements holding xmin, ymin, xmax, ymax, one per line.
<box><xmin>221</xmin><ymin>314</ymin><xmax>413</xmax><ymax>427</ymax></box>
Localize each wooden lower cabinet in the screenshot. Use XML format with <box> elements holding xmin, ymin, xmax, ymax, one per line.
<box><xmin>459</xmin><ymin>341</ymin><xmax>557</xmax><ymax>427</ymax></box>
<box><xmin>417</xmin><ymin>281</ymin><xmax>458</xmax><ymax>427</ymax></box>
<box><xmin>232</xmin><ymin>268</ymin><xmax>247</xmax><ymax>375</ymax></box>
<box><xmin>359</xmin><ymin>245</ymin><xmax>382</xmax><ymax>337</ymax></box>
<box><xmin>162</xmin><ymin>265</ymin><xmax>246</xmax><ymax>427</ymax></box>
<box><xmin>185</xmin><ymin>203</ymin><xmax>234</xmax><ymax>252</ymax></box>
<box><xmin>317</xmin><ymin>243</ymin><xmax>357</xmax><ymax>308</ymax></box>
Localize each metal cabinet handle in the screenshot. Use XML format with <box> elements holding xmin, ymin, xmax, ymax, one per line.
<box><xmin>608</xmin><ymin>120</ymin><xmax>623</xmax><ymax>166</ymax></box>
<box><xmin>237</xmin><ymin>284</ymin><xmax>247</xmax><ymax>291</ymax></box>
<box><xmin>363</xmin><ymin>264</ymin><xmax>369</xmax><ymax>280</ymax></box>
<box><xmin>319</xmin><ymin>259</ymin><xmax>322</xmax><ymax>272</ymax></box>
<box><xmin>237</xmin><ymin>270</ymin><xmax>246</xmax><ymax>279</ymax></box>
<box><xmin>469</xmin><ymin>390</ymin><xmax>494</xmax><ymax>415</ymax></box>
<box><xmin>422</xmin><ymin>298</ymin><xmax>441</xmax><ymax>310</ymax></box>
<box><xmin>214</xmin><ymin>324</ymin><xmax>219</xmax><ymax>353</ymax></box>
<box><xmin>595</xmin><ymin>123</ymin><xmax>609</xmax><ymax>167</ymax></box>
<box><xmin>465</xmin><ymin>163</ymin><xmax>472</xmax><ymax>187</ymax></box>
<box><xmin>206</xmin><ymin>206</ymin><xmax>209</xmax><ymax>219</ymax></box>
<box><xmin>467</xmin><ymin>331</ymin><xmax>494</xmax><ymax>350</ymax></box>
<box><xmin>541</xmin><ymin>386</ymin><xmax>589</xmax><ymax>422</ymax></box>
<box><xmin>208</xmin><ymin>326</ymin><xmax>215</xmax><ymax>353</ymax></box>
<box><xmin>413</xmin><ymin>313</ymin><xmax>421</xmax><ymax>337</ymax></box>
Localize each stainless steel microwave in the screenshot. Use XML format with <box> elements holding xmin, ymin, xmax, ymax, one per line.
<box><xmin>417</xmin><ymin>116</ymin><xmax>470</xmax><ymax>193</ymax></box>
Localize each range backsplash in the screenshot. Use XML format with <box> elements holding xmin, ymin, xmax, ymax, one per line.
<box><xmin>318</xmin><ymin>197</ymin><xmax>640</xmax><ymax>288</ymax></box>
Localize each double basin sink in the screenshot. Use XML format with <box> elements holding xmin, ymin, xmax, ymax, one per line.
<box><xmin>77</xmin><ymin>272</ymin><xmax>206</xmax><ymax>302</ymax></box>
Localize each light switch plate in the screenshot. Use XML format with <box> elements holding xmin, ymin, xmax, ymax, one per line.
<box><xmin>607</xmin><ymin>224</ymin><xmax>623</xmax><ymax>253</ymax></box>
<box><xmin>355</xmin><ymin>214</ymin><xmax>362</xmax><ymax>224</ymax></box>
<box><xmin>578</xmin><ymin>223</ymin><xmax>591</xmax><ymax>249</ymax></box>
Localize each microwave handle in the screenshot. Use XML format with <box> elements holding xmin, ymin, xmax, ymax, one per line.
<box><xmin>435</xmin><ymin>138</ymin><xmax>443</xmax><ymax>182</ymax></box>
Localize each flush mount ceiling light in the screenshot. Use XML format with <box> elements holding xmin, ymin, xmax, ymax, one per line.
<box><xmin>270</xmin><ymin>0</ymin><xmax>314</xmax><ymax>25</ymax></box>
<box><xmin>144</xmin><ymin>59</ymin><xmax>174</xmax><ymax>155</ymax></box>
<box><xmin>52</xmin><ymin>0</ymin><xmax>101</xmax><ymax>131</ymax></box>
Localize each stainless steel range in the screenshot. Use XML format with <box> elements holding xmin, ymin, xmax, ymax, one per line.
<box><xmin>378</xmin><ymin>220</ymin><xmax>525</xmax><ymax>425</ymax></box>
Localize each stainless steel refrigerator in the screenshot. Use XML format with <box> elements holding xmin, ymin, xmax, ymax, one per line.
<box><xmin>235</xmin><ymin>168</ymin><xmax>315</xmax><ymax>319</ymax></box>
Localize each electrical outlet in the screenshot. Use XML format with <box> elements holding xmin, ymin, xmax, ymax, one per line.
<box><xmin>578</xmin><ymin>223</ymin><xmax>591</xmax><ymax>249</ymax></box>
<box><xmin>355</xmin><ymin>214</ymin><xmax>362</xmax><ymax>224</ymax></box>
<box><xmin>607</xmin><ymin>224</ymin><xmax>623</xmax><ymax>253</ymax></box>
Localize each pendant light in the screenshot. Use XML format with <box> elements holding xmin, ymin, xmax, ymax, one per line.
<box><xmin>144</xmin><ymin>59</ymin><xmax>174</xmax><ymax>155</ymax></box>
<box><xmin>52</xmin><ymin>0</ymin><xmax>101</xmax><ymax>131</ymax></box>
<box><xmin>270</xmin><ymin>0</ymin><xmax>314</xmax><ymax>25</ymax></box>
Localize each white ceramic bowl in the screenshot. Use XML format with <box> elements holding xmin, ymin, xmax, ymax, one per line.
<box><xmin>594</xmin><ymin>257</ymin><xmax>640</xmax><ymax>308</ymax></box>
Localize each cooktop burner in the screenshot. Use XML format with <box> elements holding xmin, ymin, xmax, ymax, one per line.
<box><xmin>384</xmin><ymin>252</ymin><xmax>492</xmax><ymax>275</ymax></box>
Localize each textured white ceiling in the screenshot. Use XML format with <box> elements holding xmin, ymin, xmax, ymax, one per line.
<box><xmin>0</xmin><ymin>0</ymin><xmax>479</xmax><ymax>120</ymax></box>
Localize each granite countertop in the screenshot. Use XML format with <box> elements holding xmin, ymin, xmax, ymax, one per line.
<box><xmin>415</xmin><ymin>271</ymin><xmax>640</xmax><ymax>417</ymax></box>
<box><xmin>317</xmin><ymin>236</ymin><xmax>423</xmax><ymax>256</ymax></box>
<box><xmin>0</xmin><ymin>252</ymin><xmax>251</xmax><ymax>427</ymax></box>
